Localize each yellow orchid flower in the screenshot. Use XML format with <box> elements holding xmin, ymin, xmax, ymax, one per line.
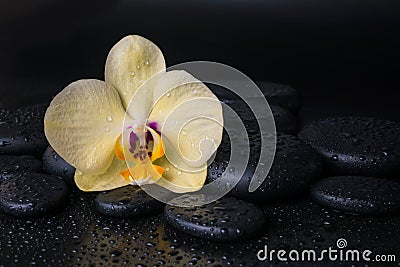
<box><xmin>44</xmin><ymin>35</ymin><xmax>223</xmax><ymax>193</ymax></box>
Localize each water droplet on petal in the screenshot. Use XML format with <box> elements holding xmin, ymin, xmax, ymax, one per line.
<box><xmin>165</xmin><ymin>167</ymin><xmax>170</xmax><ymax>172</ymax></box>
<box><xmin>181</xmin><ymin>130</ymin><xmax>187</xmax><ymax>136</ymax></box>
<box><xmin>144</xmin><ymin>60</ymin><xmax>150</xmax><ymax>65</ymax></box>
<box><xmin>136</xmin><ymin>65</ymin><xmax>141</xmax><ymax>70</ymax></box>
<box><xmin>166</xmin><ymin>92</ymin><xmax>171</xmax><ymax>97</ymax></box>
<box><xmin>76</xmin><ymin>170</ymin><xmax>82</xmax><ymax>175</ymax></box>
<box><xmin>104</xmin><ymin>126</ymin><xmax>110</xmax><ymax>132</ymax></box>
<box><xmin>193</xmin><ymin>89</ymin><xmax>197</xmax><ymax>94</ymax></box>
<box><xmin>177</xmin><ymin>171</ymin><xmax>182</xmax><ymax>176</ymax></box>
<box><xmin>106</xmin><ymin>116</ymin><xmax>113</xmax><ymax>122</ymax></box>
<box><xmin>129</xmin><ymin>71</ymin><xmax>135</xmax><ymax>76</ymax></box>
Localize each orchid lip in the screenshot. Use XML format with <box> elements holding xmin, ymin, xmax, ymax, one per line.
<box><xmin>126</xmin><ymin>121</ymin><xmax>161</xmax><ymax>162</ymax></box>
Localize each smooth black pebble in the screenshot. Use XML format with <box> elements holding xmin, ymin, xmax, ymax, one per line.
<box><xmin>209</xmin><ymin>81</ymin><xmax>301</xmax><ymax>113</ymax></box>
<box><xmin>43</xmin><ymin>146</ymin><xmax>75</xmax><ymax>184</ymax></box>
<box><xmin>311</xmin><ymin>176</ymin><xmax>400</xmax><ymax>215</ymax></box>
<box><xmin>164</xmin><ymin>197</ymin><xmax>266</xmax><ymax>241</ymax></box>
<box><xmin>0</xmin><ymin>104</ymin><xmax>48</xmax><ymax>156</ymax></box>
<box><xmin>0</xmin><ymin>172</ymin><xmax>69</xmax><ymax>217</ymax></box>
<box><xmin>257</xmin><ymin>81</ymin><xmax>302</xmax><ymax>112</ymax></box>
<box><xmin>208</xmin><ymin>133</ymin><xmax>322</xmax><ymax>202</ymax></box>
<box><xmin>271</xmin><ymin>105</ymin><xmax>299</xmax><ymax>134</ymax></box>
<box><xmin>0</xmin><ymin>155</ymin><xmax>42</xmax><ymax>180</ymax></box>
<box><xmin>299</xmin><ymin>117</ymin><xmax>400</xmax><ymax>177</ymax></box>
<box><xmin>209</xmin><ymin>88</ymin><xmax>299</xmax><ymax>134</ymax></box>
<box><xmin>95</xmin><ymin>186</ymin><xmax>164</xmax><ymax>217</ymax></box>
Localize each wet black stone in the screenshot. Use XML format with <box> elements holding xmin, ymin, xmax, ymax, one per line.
<box><xmin>271</xmin><ymin>105</ymin><xmax>299</xmax><ymax>134</ymax></box>
<box><xmin>0</xmin><ymin>107</ymin><xmax>11</xmax><ymax>121</ymax></box>
<box><xmin>311</xmin><ymin>176</ymin><xmax>400</xmax><ymax>215</ymax></box>
<box><xmin>299</xmin><ymin>117</ymin><xmax>400</xmax><ymax>177</ymax></box>
<box><xmin>0</xmin><ymin>155</ymin><xmax>42</xmax><ymax>180</ymax></box>
<box><xmin>42</xmin><ymin>146</ymin><xmax>75</xmax><ymax>184</ymax></box>
<box><xmin>0</xmin><ymin>190</ymin><xmax>399</xmax><ymax>266</ymax></box>
<box><xmin>0</xmin><ymin>172</ymin><xmax>69</xmax><ymax>217</ymax></box>
<box><xmin>95</xmin><ymin>186</ymin><xmax>164</xmax><ymax>217</ymax></box>
<box><xmin>164</xmin><ymin>197</ymin><xmax>266</xmax><ymax>241</ymax></box>
<box><xmin>257</xmin><ymin>81</ymin><xmax>302</xmax><ymax>112</ymax></box>
<box><xmin>208</xmin><ymin>133</ymin><xmax>322</xmax><ymax>202</ymax></box>
<box><xmin>0</xmin><ymin>104</ymin><xmax>48</xmax><ymax>156</ymax></box>
<box><xmin>209</xmin><ymin>81</ymin><xmax>302</xmax><ymax>113</ymax></box>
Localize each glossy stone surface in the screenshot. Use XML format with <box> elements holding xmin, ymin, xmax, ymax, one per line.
<box><xmin>311</xmin><ymin>176</ymin><xmax>400</xmax><ymax>215</ymax></box>
<box><xmin>164</xmin><ymin>197</ymin><xmax>266</xmax><ymax>241</ymax></box>
<box><xmin>0</xmin><ymin>191</ymin><xmax>398</xmax><ymax>266</ymax></box>
<box><xmin>0</xmin><ymin>155</ymin><xmax>42</xmax><ymax>180</ymax></box>
<box><xmin>0</xmin><ymin>172</ymin><xmax>68</xmax><ymax>217</ymax></box>
<box><xmin>0</xmin><ymin>104</ymin><xmax>48</xmax><ymax>156</ymax></box>
<box><xmin>208</xmin><ymin>132</ymin><xmax>322</xmax><ymax>203</ymax></box>
<box><xmin>95</xmin><ymin>186</ymin><xmax>164</xmax><ymax>217</ymax></box>
<box><xmin>42</xmin><ymin>146</ymin><xmax>75</xmax><ymax>184</ymax></box>
<box><xmin>299</xmin><ymin>117</ymin><xmax>400</xmax><ymax>177</ymax></box>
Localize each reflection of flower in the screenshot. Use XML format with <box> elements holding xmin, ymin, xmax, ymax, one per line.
<box><xmin>44</xmin><ymin>35</ymin><xmax>223</xmax><ymax>192</ymax></box>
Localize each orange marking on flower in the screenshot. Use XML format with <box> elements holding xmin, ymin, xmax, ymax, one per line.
<box><xmin>147</xmin><ymin>127</ymin><xmax>164</xmax><ymax>162</ymax></box>
<box><xmin>114</xmin><ymin>134</ymin><xmax>125</xmax><ymax>160</ymax></box>
<box><xmin>120</xmin><ymin>164</ymin><xmax>165</xmax><ymax>184</ymax></box>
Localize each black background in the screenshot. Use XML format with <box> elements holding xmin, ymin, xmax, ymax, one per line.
<box><xmin>1</xmin><ymin>0</ymin><xmax>399</xmax><ymax>122</ymax></box>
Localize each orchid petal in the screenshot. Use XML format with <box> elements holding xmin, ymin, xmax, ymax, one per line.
<box><xmin>44</xmin><ymin>79</ymin><xmax>127</xmax><ymax>175</ymax></box>
<box><xmin>74</xmin><ymin>156</ymin><xmax>129</xmax><ymax>191</ymax></box>
<box><xmin>105</xmin><ymin>35</ymin><xmax>166</xmax><ymax>109</ymax></box>
<box><xmin>155</xmin><ymin>156</ymin><xmax>207</xmax><ymax>193</ymax></box>
<box><xmin>148</xmin><ymin>71</ymin><xmax>223</xmax><ymax>170</ymax></box>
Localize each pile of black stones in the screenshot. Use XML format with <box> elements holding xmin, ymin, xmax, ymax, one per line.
<box><xmin>0</xmin><ymin>82</ymin><xmax>399</xmax><ymax>266</ymax></box>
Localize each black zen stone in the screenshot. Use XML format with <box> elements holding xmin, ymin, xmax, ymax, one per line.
<box><xmin>0</xmin><ymin>104</ymin><xmax>48</xmax><ymax>156</ymax></box>
<box><xmin>0</xmin><ymin>190</ymin><xmax>400</xmax><ymax>265</ymax></box>
<box><xmin>95</xmin><ymin>186</ymin><xmax>164</xmax><ymax>217</ymax></box>
<box><xmin>311</xmin><ymin>176</ymin><xmax>400</xmax><ymax>215</ymax></box>
<box><xmin>164</xmin><ymin>197</ymin><xmax>266</xmax><ymax>241</ymax></box>
<box><xmin>270</xmin><ymin>105</ymin><xmax>299</xmax><ymax>134</ymax></box>
<box><xmin>43</xmin><ymin>146</ymin><xmax>75</xmax><ymax>184</ymax></box>
<box><xmin>208</xmin><ymin>81</ymin><xmax>301</xmax><ymax>113</ymax></box>
<box><xmin>209</xmin><ymin>88</ymin><xmax>299</xmax><ymax>135</ymax></box>
<box><xmin>0</xmin><ymin>172</ymin><xmax>68</xmax><ymax>217</ymax></box>
<box><xmin>257</xmin><ymin>81</ymin><xmax>302</xmax><ymax>112</ymax></box>
<box><xmin>208</xmin><ymin>133</ymin><xmax>322</xmax><ymax>202</ymax></box>
<box><xmin>0</xmin><ymin>155</ymin><xmax>42</xmax><ymax>180</ymax></box>
<box><xmin>299</xmin><ymin>117</ymin><xmax>400</xmax><ymax>177</ymax></box>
